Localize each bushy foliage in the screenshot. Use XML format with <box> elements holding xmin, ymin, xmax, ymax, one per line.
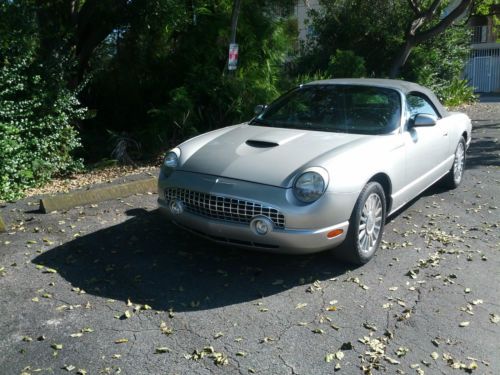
<box><xmin>296</xmin><ymin>0</ymin><xmax>410</xmax><ymax>76</ymax></box>
<box><xmin>326</xmin><ymin>50</ymin><xmax>366</xmax><ymax>78</ymax></box>
<box><xmin>0</xmin><ymin>56</ymin><xmax>85</xmax><ymax>200</ymax></box>
<box><xmin>297</xmin><ymin>0</ymin><xmax>475</xmax><ymax>106</ymax></box>
<box><xmin>0</xmin><ymin>3</ymin><xmax>85</xmax><ymax>200</ymax></box>
<box><xmin>434</xmin><ymin>78</ymin><xmax>477</xmax><ymax>107</ymax></box>
<box><xmin>403</xmin><ymin>26</ymin><xmax>474</xmax><ymax>106</ymax></box>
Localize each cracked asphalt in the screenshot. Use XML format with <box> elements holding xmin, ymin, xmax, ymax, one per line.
<box><xmin>1</xmin><ymin>103</ymin><xmax>499</xmax><ymax>375</ymax></box>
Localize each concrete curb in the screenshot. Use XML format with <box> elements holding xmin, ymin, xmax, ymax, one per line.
<box><xmin>40</xmin><ymin>177</ymin><xmax>157</xmax><ymax>214</ymax></box>
<box><xmin>0</xmin><ymin>215</ymin><xmax>6</xmax><ymax>233</ymax></box>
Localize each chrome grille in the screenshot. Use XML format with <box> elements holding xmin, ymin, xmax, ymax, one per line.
<box><xmin>165</xmin><ymin>188</ymin><xmax>285</xmax><ymax>229</ymax></box>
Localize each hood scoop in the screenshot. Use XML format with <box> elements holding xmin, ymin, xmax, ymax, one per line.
<box><xmin>246</xmin><ymin>140</ymin><xmax>279</xmax><ymax>148</ymax></box>
<box><xmin>244</xmin><ymin>130</ymin><xmax>306</xmax><ymax>148</ymax></box>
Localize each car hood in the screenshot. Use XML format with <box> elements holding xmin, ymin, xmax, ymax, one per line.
<box><xmin>179</xmin><ymin>124</ymin><xmax>368</xmax><ymax>187</ymax></box>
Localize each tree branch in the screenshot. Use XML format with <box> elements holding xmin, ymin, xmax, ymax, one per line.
<box><xmin>407</xmin><ymin>0</ymin><xmax>421</xmax><ymax>15</ymax></box>
<box><xmin>415</xmin><ymin>0</ymin><xmax>473</xmax><ymax>43</ymax></box>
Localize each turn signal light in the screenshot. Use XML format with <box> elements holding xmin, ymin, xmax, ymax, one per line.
<box><xmin>327</xmin><ymin>229</ymin><xmax>344</xmax><ymax>239</ymax></box>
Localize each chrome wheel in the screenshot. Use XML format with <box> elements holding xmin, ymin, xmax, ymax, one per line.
<box><xmin>358</xmin><ymin>193</ymin><xmax>383</xmax><ymax>254</ymax></box>
<box><xmin>453</xmin><ymin>141</ymin><xmax>465</xmax><ymax>184</ymax></box>
<box><xmin>337</xmin><ymin>182</ymin><xmax>386</xmax><ymax>265</ymax></box>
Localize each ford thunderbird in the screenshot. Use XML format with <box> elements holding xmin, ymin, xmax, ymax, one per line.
<box><xmin>158</xmin><ymin>78</ymin><xmax>472</xmax><ymax>264</ymax></box>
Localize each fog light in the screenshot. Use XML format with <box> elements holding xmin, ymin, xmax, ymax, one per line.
<box><xmin>250</xmin><ymin>216</ymin><xmax>273</xmax><ymax>236</ymax></box>
<box><xmin>169</xmin><ymin>199</ymin><xmax>184</xmax><ymax>215</ymax></box>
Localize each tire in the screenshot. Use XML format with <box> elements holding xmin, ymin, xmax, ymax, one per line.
<box><xmin>442</xmin><ymin>137</ymin><xmax>466</xmax><ymax>189</ymax></box>
<box><xmin>335</xmin><ymin>182</ymin><xmax>386</xmax><ymax>265</ymax></box>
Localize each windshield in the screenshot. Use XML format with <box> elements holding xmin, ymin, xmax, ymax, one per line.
<box><xmin>251</xmin><ymin>85</ymin><xmax>401</xmax><ymax>135</ymax></box>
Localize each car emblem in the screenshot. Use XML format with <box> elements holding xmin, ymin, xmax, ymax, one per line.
<box><xmin>203</xmin><ymin>177</ymin><xmax>235</xmax><ymax>187</ymax></box>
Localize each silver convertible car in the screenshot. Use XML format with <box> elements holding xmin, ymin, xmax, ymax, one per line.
<box><xmin>158</xmin><ymin>79</ymin><xmax>471</xmax><ymax>264</ymax></box>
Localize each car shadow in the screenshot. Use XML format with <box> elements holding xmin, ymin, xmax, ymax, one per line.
<box><xmin>33</xmin><ymin>209</ymin><xmax>353</xmax><ymax>312</ymax></box>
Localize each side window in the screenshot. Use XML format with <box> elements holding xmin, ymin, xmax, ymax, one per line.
<box><xmin>407</xmin><ymin>94</ymin><xmax>438</xmax><ymax>118</ymax></box>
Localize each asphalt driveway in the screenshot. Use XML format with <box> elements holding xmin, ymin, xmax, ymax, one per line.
<box><xmin>0</xmin><ymin>103</ymin><xmax>499</xmax><ymax>375</ymax></box>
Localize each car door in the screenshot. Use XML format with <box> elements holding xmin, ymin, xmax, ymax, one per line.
<box><xmin>402</xmin><ymin>93</ymin><xmax>450</xmax><ymax>200</ymax></box>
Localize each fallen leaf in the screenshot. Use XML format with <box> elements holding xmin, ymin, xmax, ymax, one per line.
<box><xmin>384</xmin><ymin>356</ymin><xmax>400</xmax><ymax>365</ymax></box>
<box><xmin>340</xmin><ymin>342</ymin><xmax>353</xmax><ymax>350</ymax></box>
<box><xmin>115</xmin><ymin>338</ymin><xmax>129</xmax><ymax>344</ymax></box>
<box><xmin>459</xmin><ymin>321</ymin><xmax>470</xmax><ymax>327</ymax></box>
<box><xmin>155</xmin><ymin>347</ymin><xmax>170</xmax><ymax>354</ymax></box>
<box><xmin>395</xmin><ymin>347</ymin><xmax>409</xmax><ymax>357</ymax></box>
<box><xmin>363</xmin><ymin>322</ymin><xmax>377</xmax><ymax>331</ymax></box>
<box><xmin>325</xmin><ymin>353</ymin><xmax>335</xmax><ymax>363</ymax></box>
<box><xmin>160</xmin><ymin>321</ymin><xmax>173</xmax><ymax>335</ymax></box>
<box><xmin>296</xmin><ymin>303</ymin><xmax>308</xmax><ymax>309</ymax></box>
<box><xmin>335</xmin><ymin>351</ymin><xmax>344</xmax><ymax>360</ymax></box>
<box><xmin>63</xmin><ymin>365</ymin><xmax>75</xmax><ymax>371</ymax></box>
<box><xmin>490</xmin><ymin>314</ymin><xmax>500</xmax><ymax>324</ymax></box>
<box><xmin>51</xmin><ymin>343</ymin><xmax>63</xmax><ymax>350</ymax></box>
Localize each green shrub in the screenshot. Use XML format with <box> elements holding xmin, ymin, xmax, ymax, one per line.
<box><xmin>327</xmin><ymin>50</ymin><xmax>366</xmax><ymax>78</ymax></box>
<box><xmin>432</xmin><ymin>77</ymin><xmax>477</xmax><ymax>107</ymax></box>
<box><xmin>0</xmin><ymin>54</ymin><xmax>85</xmax><ymax>201</ymax></box>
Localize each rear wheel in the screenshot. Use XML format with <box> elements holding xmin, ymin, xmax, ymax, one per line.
<box><xmin>335</xmin><ymin>182</ymin><xmax>386</xmax><ymax>265</ymax></box>
<box><xmin>443</xmin><ymin>137</ymin><xmax>466</xmax><ymax>189</ymax></box>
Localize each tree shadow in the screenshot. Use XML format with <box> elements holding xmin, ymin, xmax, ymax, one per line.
<box><xmin>33</xmin><ymin>209</ymin><xmax>352</xmax><ymax>312</ymax></box>
<box><xmin>466</xmin><ymin>136</ymin><xmax>499</xmax><ymax>168</ymax></box>
<box><xmin>467</xmin><ymin>122</ymin><xmax>500</xmax><ymax>168</ymax></box>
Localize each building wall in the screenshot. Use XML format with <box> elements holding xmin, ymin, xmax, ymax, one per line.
<box><xmin>294</xmin><ymin>0</ymin><xmax>321</xmax><ymax>41</ymax></box>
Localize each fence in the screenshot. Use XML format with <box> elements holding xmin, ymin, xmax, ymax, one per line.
<box><xmin>464</xmin><ymin>46</ymin><xmax>500</xmax><ymax>93</ymax></box>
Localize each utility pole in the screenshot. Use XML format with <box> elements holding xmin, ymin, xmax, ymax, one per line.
<box><xmin>228</xmin><ymin>0</ymin><xmax>242</xmax><ymax>72</ymax></box>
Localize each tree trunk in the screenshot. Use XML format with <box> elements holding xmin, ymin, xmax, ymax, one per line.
<box><xmin>388</xmin><ymin>37</ymin><xmax>415</xmax><ymax>78</ymax></box>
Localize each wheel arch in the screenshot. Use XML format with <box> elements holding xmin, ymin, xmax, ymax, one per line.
<box><xmin>367</xmin><ymin>173</ymin><xmax>392</xmax><ymax>213</ymax></box>
<box><xmin>461</xmin><ymin>131</ymin><xmax>468</xmax><ymax>144</ymax></box>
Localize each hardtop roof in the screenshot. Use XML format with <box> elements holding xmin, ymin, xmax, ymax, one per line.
<box><xmin>305</xmin><ymin>78</ymin><xmax>448</xmax><ymax>117</ymax></box>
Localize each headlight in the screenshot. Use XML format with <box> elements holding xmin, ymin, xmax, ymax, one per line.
<box><xmin>293</xmin><ymin>170</ymin><xmax>327</xmax><ymax>203</ymax></box>
<box><xmin>163</xmin><ymin>148</ymin><xmax>180</xmax><ymax>169</ymax></box>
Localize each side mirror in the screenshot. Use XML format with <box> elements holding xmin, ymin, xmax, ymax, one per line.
<box><xmin>412</xmin><ymin>113</ymin><xmax>437</xmax><ymax>127</ymax></box>
<box><xmin>254</xmin><ymin>104</ymin><xmax>267</xmax><ymax>115</ymax></box>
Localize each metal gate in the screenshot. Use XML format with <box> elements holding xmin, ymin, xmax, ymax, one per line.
<box><xmin>465</xmin><ymin>47</ymin><xmax>500</xmax><ymax>93</ymax></box>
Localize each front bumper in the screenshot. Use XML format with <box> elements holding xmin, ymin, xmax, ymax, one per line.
<box><xmin>157</xmin><ymin>170</ymin><xmax>357</xmax><ymax>254</ymax></box>
<box><xmin>158</xmin><ymin>198</ymin><xmax>349</xmax><ymax>254</ymax></box>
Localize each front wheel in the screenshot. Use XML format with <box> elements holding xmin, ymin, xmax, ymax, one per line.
<box><xmin>335</xmin><ymin>182</ymin><xmax>386</xmax><ymax>265</ymax></box>
<box><xmin>442</xmin><ymin>137</ymin><xmax>466</xmax><ymax>189</ymax></box>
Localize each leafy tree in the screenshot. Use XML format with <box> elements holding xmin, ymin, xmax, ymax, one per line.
<box><xmin>296</xmin><ymin>0</ymin><xmax>475</xmax><ymax>103</ymax></box>
<box><xmin>389</xmin><ymin>0</ymin><xmax>473</xmax><ymax>77</ymax></box>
